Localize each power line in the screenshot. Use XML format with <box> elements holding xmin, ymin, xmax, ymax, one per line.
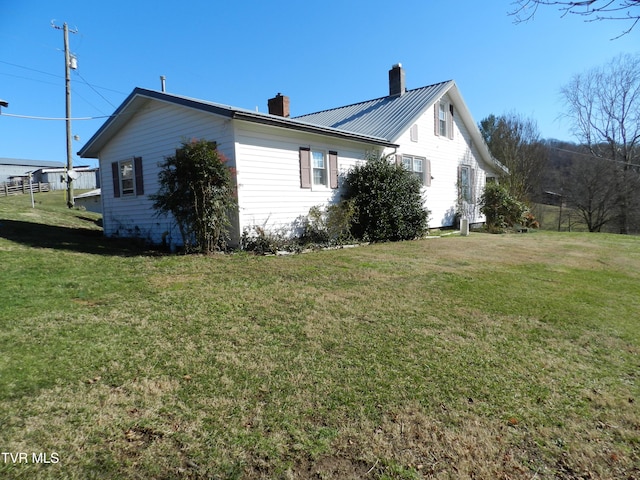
<box><xmin>0</xmin><ymin>71</ymin><xmax>61</xmax><ymax>87</ymax></box>
<box><xmin>0</xmin><ymin>60</ymin><xmax>61</xmax><ymax>79</ymax></box>
<box><xmin>71</xmin><ymin>88</ymin><xmax>109</xmax><ymax>116</ymax></box>
<box><xmin>75</xmin><ymin>71</ymin><xmax>118</xmax><ymax>108</ymax></box>
<box><xmin>0</xmin><ymin>59</ymin><xmax>128</xmax><ymax>95</ymax></box>
<box><xmin>547</xmin><ymin>145</ymin><xmax>640</xmax><ymax>169</ymax></box>
<box><xmin>0</xmin><ymin>112</ymin><xmax>112</xmax><ymax>121</ymax></box>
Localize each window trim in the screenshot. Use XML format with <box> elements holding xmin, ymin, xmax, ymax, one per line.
<box><xmin>397</xmin><ymin>154</ymin><xmax>431</xmax><ymax>187</ymax></box>
<box><xmin>299</xmin><ymin>147</ymin><xmax>338</xmax><ymax>190</ymax></box>
<box><xmin>434</xmin><ymin>101</ymin><xmax>454</xmax><ymax>140</ymax></box>
<box><xmin>311</xmin><ymin>149</ymin><xmax>328</xmax><ymax>188</ymax></box>
<box><xmin>439</xmin><ymin>103</ymin><xmax>447</xmax><ymax>137</ymax></box>
<box><xmin>112</xmin><ymin>156</ymin><xmax>143</xmax><ymax>198</ymax></box>
<box><xmin>120</xmin><ymin>159</ymin><xmax>135</xmax><ymax>196</ymax></box>
<box><xmin>458</xmin><ymin>164</ymin><xmax>475</xmax><ymax>203</ymax></box>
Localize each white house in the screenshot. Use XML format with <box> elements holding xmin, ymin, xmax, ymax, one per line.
<box><xmin>78</xmin><ymin>64</ymin><xmax>504</xmax><ymax>249</ymax></box>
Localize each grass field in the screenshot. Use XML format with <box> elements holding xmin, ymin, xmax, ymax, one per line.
<box><xmin>1</xmin><ymin>191</ymin><xmax>639</xmax><ymax>479</ymax></box>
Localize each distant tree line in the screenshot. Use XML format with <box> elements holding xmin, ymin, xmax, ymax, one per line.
<box><xmin>480</xmin><ymin>53</ymin><xmax>640</xmax><ymax>234</ymax></box>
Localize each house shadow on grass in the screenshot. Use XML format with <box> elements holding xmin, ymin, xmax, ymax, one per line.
<box><xmin>0</xmin><ymin>219</ymin><xmax>156</xmax><ymax>256</ymax></box>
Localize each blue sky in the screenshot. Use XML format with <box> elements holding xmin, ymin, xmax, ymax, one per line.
<box><xmin>1</xmin><ymin>1</ymin><xmax>638</xmax><ymax>168</ymax></box>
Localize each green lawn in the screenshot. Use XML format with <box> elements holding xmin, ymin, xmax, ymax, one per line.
<box><xmin>1</xmin><ymin>192</ymin><xmax>639</xmax><ymax>479</ymax></box>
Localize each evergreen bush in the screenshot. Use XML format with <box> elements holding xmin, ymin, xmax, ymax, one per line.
<box><xmin>479</xmin><ymin>182</ymin><xmax>527</xmax><ymax>233</ymax></box>
<box><xmin>342</xmin><ymin>154</ymin><xmax>429</xmax><ymax>242</ymax></box>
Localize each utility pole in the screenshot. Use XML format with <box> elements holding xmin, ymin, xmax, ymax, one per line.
<box><xmin>52</xmin><ymin>21</ymin><xmax>77</xmax><ymax>208</ymax></box>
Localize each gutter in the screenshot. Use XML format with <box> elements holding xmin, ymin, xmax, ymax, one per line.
<box><xmin>232</xmin><ymin>111</ymin><xmax>398</xmax><ymax>148</ymax></box>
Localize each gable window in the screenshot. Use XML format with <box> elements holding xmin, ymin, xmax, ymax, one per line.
<box><xmin>112</xmin><ymin>157</ymin><xmax>144</xmax><ymax>197</ymax></box>
<box><xmin>439</xmin><ymin>103</ymin><xmax>447</xmax><ymax>137</ymax></box>
<box><xmin>299</xmin><ymin>147</ymin><xmax>338</xmax><ymax>189</ymax></box>
<box><xmin>434</xmin><ymin>101</ymin><xmax>454</xmax><ymax>139</ymax></box>
<box><xmin>398</xmin><ymin>154</ymin><xmax>431</xmax><ymax>186</ymax></box>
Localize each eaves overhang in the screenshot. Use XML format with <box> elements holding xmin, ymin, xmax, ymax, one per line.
<box><xmin>231</xmin><ymin>110</ymin><xmax>398</xmax><ymax>148</ymax></box>
<box><xmin>78</xmin><ymin>88</ymin><xmax>397</xmax><ymax>158</ymax></box>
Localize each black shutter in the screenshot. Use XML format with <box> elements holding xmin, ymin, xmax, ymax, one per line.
<box><xmin>111</xmin><ymin>161</ymin><xmax>120</xmax><ymax>198</ymax></box>
<box><xmin>134</xmin><ymin>156</ymin><xmax>144</xmax><ymax>195</ymax></box>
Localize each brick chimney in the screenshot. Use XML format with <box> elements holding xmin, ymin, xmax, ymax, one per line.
<box><xmin>389</xmin><ymin>63</ymin><xmax>405</xmax><ymax>97</ymax></box>
<box><xmin>268</xmin><ymin>93</ymin><xmax>290</xmax><ymax>117</ymax></box>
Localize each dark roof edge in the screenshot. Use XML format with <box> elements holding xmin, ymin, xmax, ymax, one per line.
<box><xmin>232</xmin><ymin>111</ymin><xmax>397</xmax><ymax>147</ymax></box>
<box><xmin>78</xmin><ymin>88</ymin><xmax>139</xmax><ymax>158</ymax></box>
<box><xmin>78</xmin><ymin>88</ymin><xmax>240</xmax><ymax>158</ymax></box>
<box><xmin>79</xmin><ymin>88</ymin><xmax>397</xmax><ymax>157</ymax></box>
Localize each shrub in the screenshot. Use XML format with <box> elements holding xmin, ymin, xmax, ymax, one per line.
<box><xmin>523</xmin><ymin>211</ymin><xmax>540</xmax><ymax>229</ymax></box>
<box><xmin>240</xmin><ymin>226</ymin><xmax>288</xmax><ymax>255</ymax></box>
<box><xmin>152</xmin><ymin>139</ymin><xmax>236</xmax><ymax>253</ymax></box>
<box><xmin>300</xmin><ymin>202</ymin><xmax>355</xmax><ymax>246</ymax></box>
<box><xmin>479</xmin><ymin>182</ymin><xmax>527</xmax><ymax>233</ymax></box>
<box><xmin>342</xmin><ymin>154</ymin><xmax>429</xmax><ymax>242</ymax></box>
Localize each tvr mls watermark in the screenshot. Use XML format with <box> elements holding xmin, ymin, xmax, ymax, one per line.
<box><xmin>1</xmin><ymin>452</ymin><xmax>59</xmax><ymax>464</ymax></box>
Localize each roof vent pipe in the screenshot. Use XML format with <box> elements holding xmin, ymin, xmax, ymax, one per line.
<box><xmin>160</xmin><ymin>75</ymin><xmax>166</xmax><ymax>93</ymax></box>
<box><xmin>389</xmin><ymin>63</ymin><xmax>405</xmax><ymax>97</ymax></box>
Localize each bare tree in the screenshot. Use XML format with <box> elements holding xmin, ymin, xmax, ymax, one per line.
<box><xmin>560</xmin><ymin>53</ymin><xmax>640</xmax><ymax>233</ymax></box>
<box><xmin>564</xmin><ymin>151</ymin><xmax>619</xmax><ymax>231</ymax></box>
<box><xmin>510</xmin><ymin>0</ymin><xmax>640</xmax><ymax>37</ymax></box>
<box><xmin>479</xmin><ymin>112</ymin><xmax>548</xmax><ymax>203</ymax></box>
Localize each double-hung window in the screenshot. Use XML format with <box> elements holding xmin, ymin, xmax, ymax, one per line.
<box><xmin>120</xmin><ymin>160</ymin><xmax>134</xmax><ymax>195</ymax></box>
<box><xmin>435</xmin><ymin>101</ymin><xmax>454</xmax><ymax>139</ymax></box>
<box><xmin>299</xmin><ymin>147</ymin><xmax>338</xmax><ymax>189</ymax></box>
<box><xmin>458</xmin><ymin>165</ymin><xmax>475</xmax><ymax>203</ymax></box>
<box><xmin>312</xmin><ymin>150</ymin><xmax>327</xmax><ymax>186</ymax></box>
<box><xmin>399</xmin><ymin>155</ymin><xmax>431</xmax><ymax>186</ymax></box>
<box><xmin>111</xmin><ymin>157</ymin><xmax>144</xmax><ymax>197</ymax></box>
<box><xmin>439</xmin><ymin>103</ymin><xmax>447</xmax><ymax>137</ymax></box>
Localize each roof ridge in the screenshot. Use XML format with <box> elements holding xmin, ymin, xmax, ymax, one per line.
<box><xmin>295</xmin><ymin>80</ymin><xmax>453</xmax><ymax>119</ymax></box>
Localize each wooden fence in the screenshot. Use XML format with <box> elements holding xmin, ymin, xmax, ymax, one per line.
<box><xmin>1</xmin><ymin>182</ymin><xmax>50</xmax><ymax>197</ymax></box>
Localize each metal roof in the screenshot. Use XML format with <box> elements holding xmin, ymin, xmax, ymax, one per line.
<box><xmin>0</xmin><ymin>158</ymin><xmax>64</xmax><ymax>168</ymax></box>
<box><xmin>78</xmin><ymin>81</ymin><xmax>505</xmax><ymax>175</ymax></box>
<box><xmin>79</xmin><ymin>88</ymin><xmax>398</xmax><ymax>158</ymax></box>
<box><xmin>295</xmin><ymin>81</ymin><xmax>454</xmax><ymax>142</ymax></box>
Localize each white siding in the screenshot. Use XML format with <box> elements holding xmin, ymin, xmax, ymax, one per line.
<box><xmin>389</xmin><ymin>93</ymin><xmax>486</xmax><ymax>228</ymax></box>
<box><xmin>98</xmin><ymin>101</ymin><xmax>234</xmax><ymax>250</ymax></box>
<box><xmin>96</xmin><ymin>90</ymin><xmax>495</xmax><ymax>248</ymax></box>
<box><xmin>233</xmin><ymin>121</ymin><xmax>374</xmax><ymax>235</ymax></box>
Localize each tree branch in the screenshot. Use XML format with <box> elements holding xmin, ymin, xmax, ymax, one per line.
<box><xmin>509</xmin><ymin>0</ymin><xmax>640</xmax><ymax>36</ymax></box>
